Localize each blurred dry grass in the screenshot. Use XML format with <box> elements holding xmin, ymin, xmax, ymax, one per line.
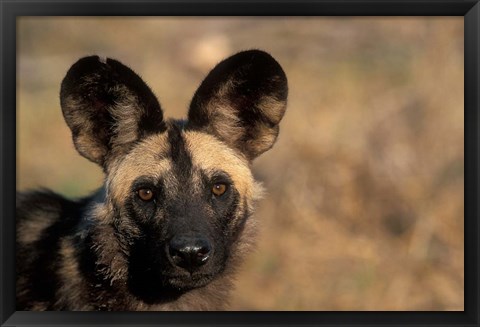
<box><xmin>17</xmin><ymin>17</ymin><xmax>464</xmax><ymax>311</ymax></box>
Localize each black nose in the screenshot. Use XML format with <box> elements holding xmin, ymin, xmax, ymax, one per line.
<box><xmin>168</xmin><ymin>235</ymin><xmax>212</xmax><ymax>272</ymax></box>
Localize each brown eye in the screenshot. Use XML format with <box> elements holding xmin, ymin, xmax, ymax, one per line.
<box><xmin>137</xmin><ymin>188</ymin><xmax>154</xmax><ymax>201</ymax></box>
<box><xmin>212</xmin><ymin>183</ymin><xmax>227</xmax><ymax>197</ymax></box>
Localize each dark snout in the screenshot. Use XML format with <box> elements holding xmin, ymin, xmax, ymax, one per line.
<box><xmin>167</xmin><ymin>234</ymin><xmax>212</xmax><ymax>273</ymax></box>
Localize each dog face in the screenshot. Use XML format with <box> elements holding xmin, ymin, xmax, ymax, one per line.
<box><xmin>60</xmin><ymin>50</ymin><xmax>287</xmax><ymax>299</ymax></box>
<box><xmin>106</xmin><ymin>128</ymin><xmax>259</xmax><ymax>295</ymax></box>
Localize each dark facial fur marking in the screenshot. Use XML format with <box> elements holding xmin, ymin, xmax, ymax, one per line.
<box><xmin>16</xmin><ymin>50</ymin><xmax>288</xmax><ymax>311</ymax></box>
<box><xmin>167</xmin><ymin>122</ymin><xmax>194</xmax><ymax>182</ymax></box>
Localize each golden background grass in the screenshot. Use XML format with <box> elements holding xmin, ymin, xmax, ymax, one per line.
<box><xmin>17</xmin><ymin>17</ymin><xmax>464</xmax><ymax>310</ymax></box>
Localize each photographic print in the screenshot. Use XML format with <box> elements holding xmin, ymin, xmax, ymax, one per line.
<box><xmin>16</xmin><ymin>16</ymin><xmax>464</xmax><ymax>312</ymax></box>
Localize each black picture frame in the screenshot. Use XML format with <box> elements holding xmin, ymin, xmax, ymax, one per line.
<box><xmin>1</xmin><ymin>1</ymin><xmax>478</xmax><ymax>326</ymax></box>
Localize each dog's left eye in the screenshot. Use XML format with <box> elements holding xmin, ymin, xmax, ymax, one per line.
<box><xmin>212</xmin><ymin>183</ymin><xmax>227</xmax><ymax>197</ymax></box>
<box><xmin>137</xmin><ymin>188</ymin><xmax>154</xmax><ymax>201</ymax></box>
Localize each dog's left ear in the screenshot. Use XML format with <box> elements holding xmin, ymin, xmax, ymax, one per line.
<box><xmin>188</xmin><ymin>50</ymin><xmax>288</xmax><ymax>161</ymax></box>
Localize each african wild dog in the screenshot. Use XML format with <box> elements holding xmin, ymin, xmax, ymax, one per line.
<box><xmin>16</xmin><ymin>50</ymin><xmax>288</xmax><ymax>310</ymax></box>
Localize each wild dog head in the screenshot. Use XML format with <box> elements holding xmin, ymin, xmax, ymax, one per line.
<box><xmin>60</xmin><ymin>50</ymin><xmax>288</xmax><ymax>302</ymax></box>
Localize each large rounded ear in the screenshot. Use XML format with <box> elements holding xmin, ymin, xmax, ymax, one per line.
<box><xmin>60</xmin><ymin>56</ymin><xmax>165</xmax><ymax>167</ymax></box>
<box><xmin>187</xmin><ymin>50</ymin><xmax>288</xmax><ymax>161</ymax></box>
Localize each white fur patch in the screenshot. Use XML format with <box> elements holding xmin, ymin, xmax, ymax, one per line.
<box><xmin>98</xmin><ymin>56</ymin><xmax>108</xmax><ymax>64</ymax></box>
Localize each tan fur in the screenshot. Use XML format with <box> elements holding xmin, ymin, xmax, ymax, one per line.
<box><xmin>61</xmin><ymin>96</ymin><xmax>108</xmax><ymax>163</ymax></box>
<box><xmin>16</xmin><ymin>198</ymin><xmax>60</xmax><ymax>245</ymax></box>
<box><xmin>76</xmin><ymin>134</ymin><xmax>107</xmax><ymax>163</ymax></box>
<box><xmin>247</xmin><ymin>124</ymin><xmax>279</xmax><ymax>156</ymax></box>
<box><xmin>86</xmin><ymin>203</ymin><xmax>131</xmax><ymax>283</ymax></box>
<box><xmin>56</xmin><ymin>237</ymin><xmax>92</xmax><ymax>310</ymax></box>
<box><xmin>184</xmin><ymin>131</ymin><xmax>255</xmax><ymax>199</ymax></box>
<box><xmin>201</xmin><ymin>79</ymin><xmax>246</xmax><ymax>143</ymax></box>
<box><xmin>107</xmin><ymin>129</ymin><xmax>264</xmax><ymax>206</ymax></box>
<box><xmin>17</xmin><ymin>213</ymin><xmax>54</xmax><ymax>245</ymax></box>
<box><xmin>184</xmin><ymin>131</ymin><xmax>265</xmax><ymax>226</ymax></box>
<box><xmin>256</xmin><ymin>95</ymin><xmax>287</xmax><ymax>124</ymax></box>
<box><xmin>209</xmin><ymin>104</ymin><xmax>245</xmax><ymax>148</ymax></box>
<box><xmin>109</xmin><ymin>85</ymin><xmax>143</xmax><ymax>154</ymax></box>
<box><xmin>106</xmin><ymin>133</ymin><xmax>171</xmax><ymax>205</ymax></box>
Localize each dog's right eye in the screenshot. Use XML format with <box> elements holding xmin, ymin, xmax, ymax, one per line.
<box><xmin>137</xmin><ymin>188</ymin><xmax>154</xmax><ymax>201</ymax></box>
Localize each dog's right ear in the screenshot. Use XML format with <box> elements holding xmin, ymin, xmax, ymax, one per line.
<box><xmin>60</xmin><ymin>56</ymin><xmax>165</xmax><ymax>167</ymax></box>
